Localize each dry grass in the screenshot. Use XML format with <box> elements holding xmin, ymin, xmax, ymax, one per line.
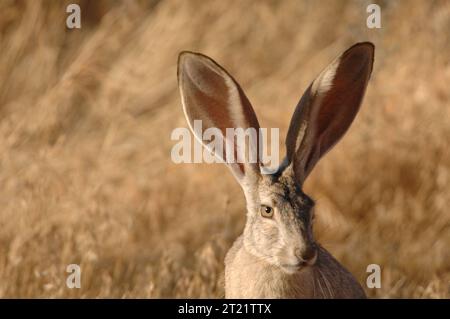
<box><xmin>0</xmin><ymin>0</ymin><xmax>449</xmax><ymax>298</ymax></box>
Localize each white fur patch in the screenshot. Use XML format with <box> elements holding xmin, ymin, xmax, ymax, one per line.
<box><xmin>311</xmin><ymin>57</ymin><xmax>340</xmax><ymax>95</ymax></box>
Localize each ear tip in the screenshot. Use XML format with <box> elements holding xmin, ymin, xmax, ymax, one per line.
<box><xmin>177</xmin><ymin>51</ymin><xmax>222</xmax><ymax>79</ymax></box>
<box><xmin>346</xmin><ymin>42</ymin><xmax>375</xmax><ymax>60</ymax></box>
<box><xmin>177</xmin><ymin>51</ymin><xmax>202</xmax><ymax>81</ymax></box>
<box><xmin>178</xmin><ymin>51</ymin><xmax>198</xmax><ymax>69</ymax></box>
<box><xmin>341</xmin><ymin>42</ymin><xmax>375</xmax><ymax>75</ymax></box>
<box><xmin>355</xmin><ymin>41</ymin><xmax>375</xmax><ymax>49</ymax></box>
<box><xmin>178</xmin><ymin>51</ymin><xmax>216</xmax><ymax>66</ymax></box>
<box><xmin>178</xmin><ymin>50</ymin><xmax>197</xmax><ymax>59</ymax></box>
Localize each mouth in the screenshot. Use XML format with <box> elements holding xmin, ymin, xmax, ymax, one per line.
<box><xmin>280</xmin><ymin>263</ymin><xmax>305</xmax><ymax>274</ymax></box>
<box><xmin>280</xmin><ymin>261</ymin><xmax>310</xmax><ymax>273</ymax></box>
<box><xmin>281</xmin><ymin>263</ymin><xmax>301</xmax><ymax>270</ymax></box>
<box><xmin>280</xmin><ymin>251</ymin><xmax>318</xmax><ymax>273</ymax></box>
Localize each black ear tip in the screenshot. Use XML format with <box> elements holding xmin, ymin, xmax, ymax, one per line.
<box><xmin>356</xmin><ymin>41</ymin><xmax>375</xmax><ymax>49</ymax></box>
<box><xmin>346</xmin><ymin>42</ymin><xmax>375</xmax><ymax>59</ymax></box>
<box><xmin>341</xmin><ymin>42</ymin><xmax>375</xmax><ymax>75</ymax></box>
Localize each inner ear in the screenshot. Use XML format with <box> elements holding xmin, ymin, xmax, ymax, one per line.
<box><xmin>178</xmin><ymin>51</ymin><xmax>263</xmax><ymax>186</ymax></box>
<box><xmin>285</xmin><ymin>42</ymin><xmax>374</xmax><ymax>183</ymax></box>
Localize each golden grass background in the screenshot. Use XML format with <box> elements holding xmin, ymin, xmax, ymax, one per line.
<box><xmin>0</xmin><ymin>0</ymin><xmax>449</xmax><ymax>298</ymax></box>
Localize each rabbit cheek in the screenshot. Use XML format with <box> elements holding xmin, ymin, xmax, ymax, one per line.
<box><xmin>259</xmin><ymin>220</ymin><xmax>279</xmax><ymax>245</ymax></box>
<box><xmin>250</xmin><ymin>219</ymin><xmax>279</xmax><ymax>258</ymax></box>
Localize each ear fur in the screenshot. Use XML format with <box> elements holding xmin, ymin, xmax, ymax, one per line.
<box><xmin>285</xmin><ymin>42</ymin><xmax>375</xmax><ymax>183</ymax></box>
<box><xmin>178</xmin><ymin>51</ymin><xmax>262</xmax><ymax>186</ymax></box>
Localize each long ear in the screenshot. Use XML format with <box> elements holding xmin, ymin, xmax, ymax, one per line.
<box><xmin>177</xmin><ymin>51</ymin><xmax>262</xmax><ymax>187</ymax></box>
<box><xmin>285</xmin><ymin>42</ymin><xmax>374</xmax><ymax>184</ymax></box>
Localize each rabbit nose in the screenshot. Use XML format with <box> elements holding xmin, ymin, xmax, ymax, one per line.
<box><xmin>303</xmin><ymin>247</ymin><xmax>317</xmax><ymax>263</ymax></box>
<box><xmin>295</xmin><ymin>246</ymin><xmax>317</xmax><ymax>265</ymax></box>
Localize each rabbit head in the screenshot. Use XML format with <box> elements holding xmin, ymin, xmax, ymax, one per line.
<box><xmin>177</xmin><ymin>43</ymin><xmax>374</xmax><ymax>274</ymax></box>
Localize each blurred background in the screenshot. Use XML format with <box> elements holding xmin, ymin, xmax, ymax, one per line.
<box><xmin>0</xmin><ymin>0</ymin><xmax>448</xmax><ymax>298</ymax></box>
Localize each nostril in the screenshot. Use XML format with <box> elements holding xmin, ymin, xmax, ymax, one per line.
<box><xmin>293</xmin><ymin>246</ymin><xmax>317</xmax><ymax>266</ymax></box>
<box><xmin>303</xmin><ymin>247</ymin><xmax>316</xmax><ymax>261</ymax></box>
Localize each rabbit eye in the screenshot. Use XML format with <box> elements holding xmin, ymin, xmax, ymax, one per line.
<box><xmin>260</xmin><ymin>205</ymin><xmax>274</xmax><ymax>218</ymax></box>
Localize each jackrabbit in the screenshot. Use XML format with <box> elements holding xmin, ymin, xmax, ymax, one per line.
<box><xmin>177</xmin><ymin>42</ymin><xmax>374</xmax><ymax>298</ymax></box>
